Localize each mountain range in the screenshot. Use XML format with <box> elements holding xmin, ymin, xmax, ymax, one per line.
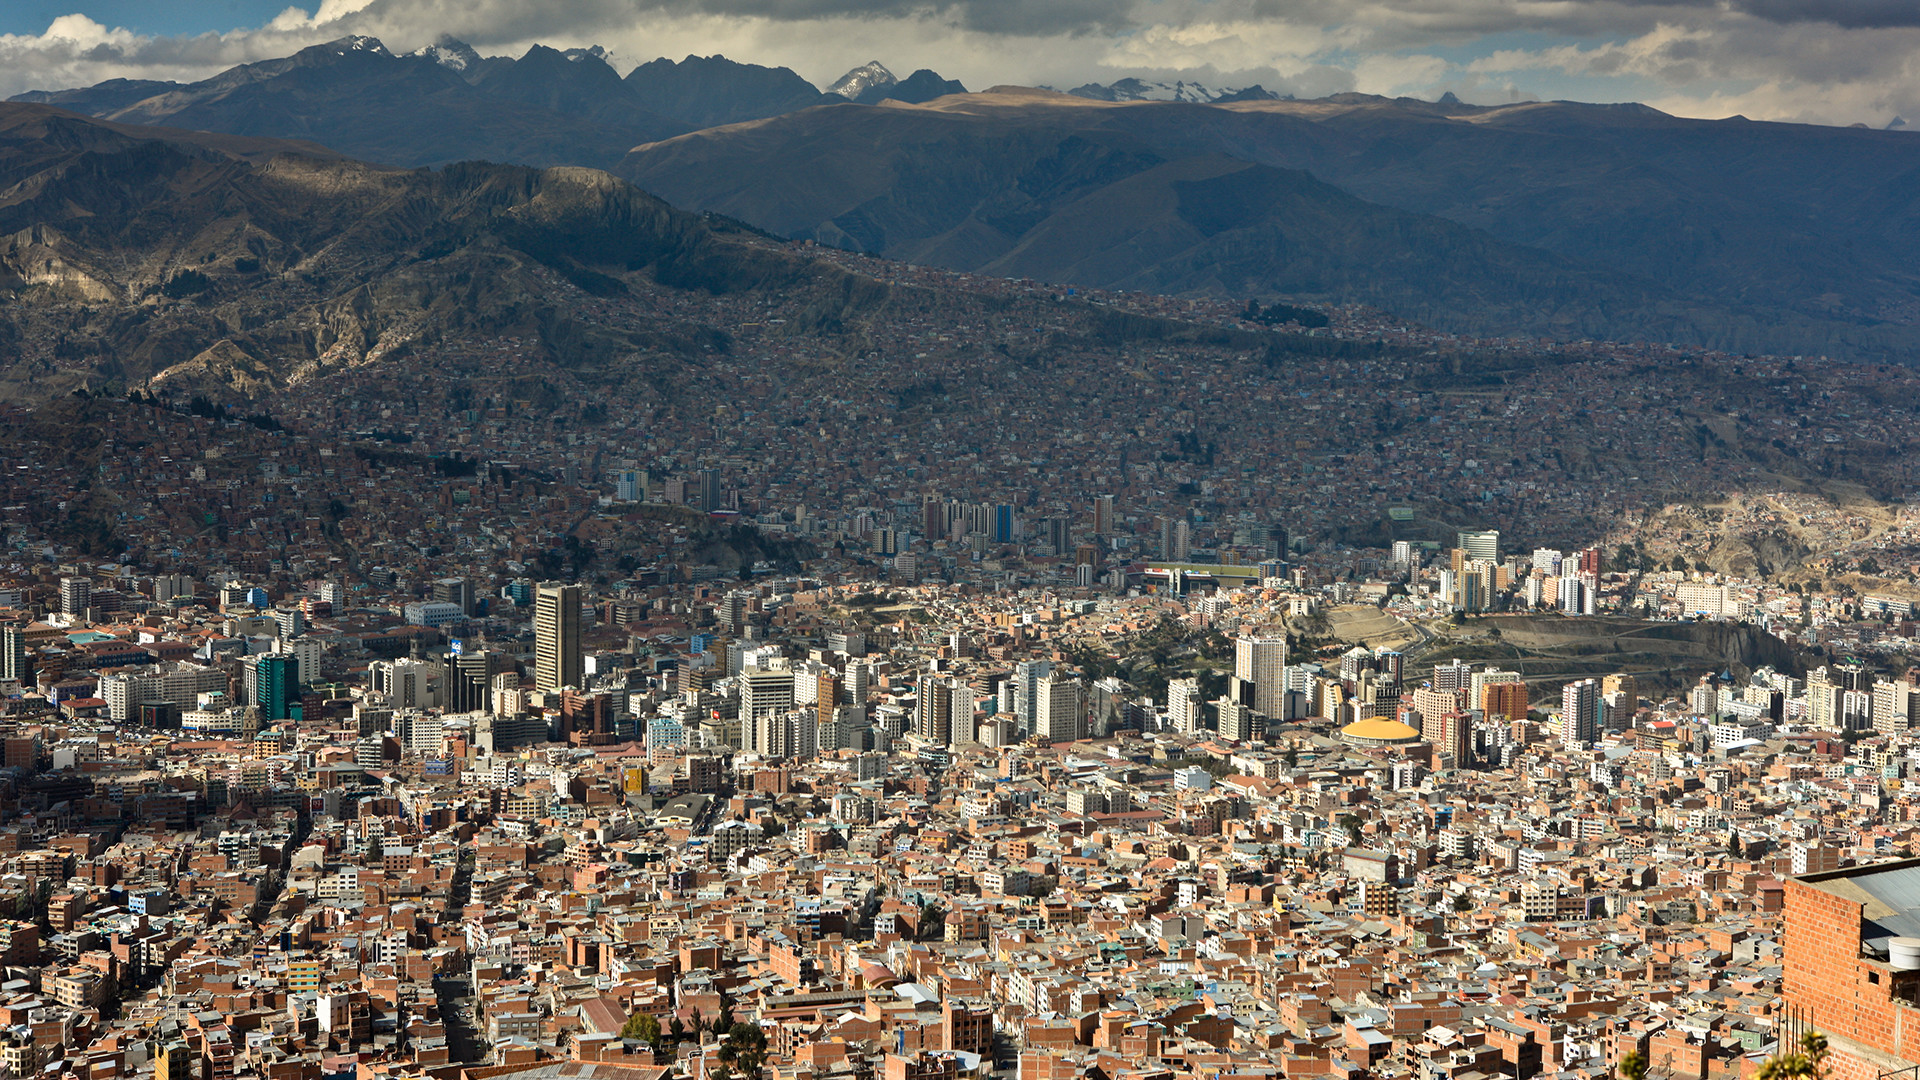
<box><xmin>0</xmin><ymin>102</ymin><xmax>886</xmax><ymax>402</ymax></box>
<box><xmin>14</xmin><ymin>37</ymin><xmax>1920</xmax><ymax>359</ymax></box>
<box><xmin>13</xmin><ymin>93</ymin><xmax>1920</xmax><ymax>558</ymax></box>
<box><xmin>8</xmin><ymin>39</ymin><xmax>969</xmax><ymax>171</ymax></box>
<box><xmin>619</xmin><ymin>88</ymin><xmax>1920</xmax><ymax>359</ymax></box>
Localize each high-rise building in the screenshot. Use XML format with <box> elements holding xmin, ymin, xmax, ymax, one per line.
<box><xmin>817</xmin><ymin>670</ymin><xmax>840</xmax><ymax>729</ymax></box>
<box><xmin>370</xmin><ymin>657</ymin><xmax>442</xmax><ymax>710</ymax></box>
<box><xmin>431</xmin><ymin>577</ymin><xmax>474</xmax><ymax>616</ymax></box>
<box><xmin>533</xmin><ymin>582</ymin><xmax>583</xmax><ymax>691</ymax></box>
<box><xmin>1557</xmin><ymin>574</ymin><xmax>1586</xmax><ymax>615</ymax></box>
<box><xmin>1042</xmin><ymin>516</ymin><xmax>1070</xmax><ymax>553</ymax></box>
<box><xmin>1601</xmin><ymin>673</ymin><xmax>1639</xmax><ymax>714</ymax></box>
<box><xmin>1094</xmin><ymin>494</ymin><xmax>1115</xmax><ymax>536</ymax></box>
<box><xmin>615</xmin><ymin>470</ymin><xmax>644</xmax><ymax>502</ymax></box>
<box><xmin>448</xmin><ymin>649</ymin><xmax>503</xmax><ymax>714</ymax></box>
<box><xmin>1012</xmin><ymin>659</ymin><xmax>1052</xmax><ymax>733</ymax></box>
<box><xmin>1432</xmin><ymin>659</ymin><xmax>1473</xmax><ymax>694</ymax></box>
<box><xmin>1837</xmin><ymin>661</ymin><xmax>1875</xmax><ymax>692</ymax></box>
<box><xmin>1167</xmin><ymin>678</ymin><xmax>1203</xmax><ymax>734</ymax></box>
<box><xmin>992</xmin><ymin>504</ymin><xmax>1017</xmax><ymax>544</ymax></box>
<box><xmin>1560</xmin><ymin>679</ymin><xmax>1602</xmax><ymax>745</ymax></box>
<box><xmin>1172</xmin><ymin>520</ymin><xmax>1191</xmax><ymax>562</ymax></box>
<box><xmin>1217</xmin><ymin>698</ymin><xmax>1265</xmax><ymax>742</ymax></box>
<box><xmin>0</xmin><ymin>627</ymin><xmax>25</xmax><ymax>683</ymax></box>
<box><xmin>739</xmin><ymin>667</ymin><xmax>795</xmax><ymax>754</ymax></box>
<box><xmin>492</xmin><ymin>672</ymin><xmax>525</xmax><ymax>718</ymax></box>
<box><xmin>845</xmin><ymin>661</ymin><xmax>872</xmax><ymax>710</ymax></box>
<box><xmin>1034</xmin><ymin>675</ymin><xmax>1085</xmax><ymax>743</ymax></box>
<box><xmin>1482</xmin><ymin>680</ymin><xmax>1529</xmax><ymax>724</ymax></box>
<box><xmin>1872</xmin><ymin>680</ymin><xmax>1919</xmax><ymax>734</ymax></box>
<box><xmin>257</xmin><ymin>653</ymin><xmax>299</xmax><ymax>723</ymax></box>
<box><xmin>59</xmin><ymin>577</ymin><xmax>90</xmax><ymax>618</ymax></box>
<box><xmin>1806</xmin><ymin>667</ymin><xmax>1840</xmax><ymax>730</ymax></box>
<box><xmin>700</xmin><ymin>468</ymin><xmax>723</xmax><ymax>512</ymax></box>
<box><xmin>1457</xmin><ymin>530</ymin><xmax>1500</xmax><ymax>563</ymax></box>
<box><xmin>915</xmin><ymin>672</ymin><xmax>954</xmax><ymax>745</ymax></box>
<box><xmin>1411</xmin><ymin>684</ymin><xmax>1464</xmax><ymax>752</ymax></box>
<box><xmin>1235</xmin><ymin>635</ymin><xmax>1288</xmax><ymax>719</ymax></box>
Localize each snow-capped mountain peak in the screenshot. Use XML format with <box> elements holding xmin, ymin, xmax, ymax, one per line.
<box><xmin>409</xmin><ymin>37</ymin><xmax>481</xmax><ymax>72</ymax></box>
<box><xmin>330</xmin><ymin>36</ymin><xmax>391</xmax><ymax>57</ymax></box>
<box><xmin>828</xmin><ymin>61</ymin><xmax>896</xmax><ymax>99</ymax></box>
<box><xmin>1065</xmin><ymin>78</ymin><xmax>1285</xmax><ymax>104</ymax></box>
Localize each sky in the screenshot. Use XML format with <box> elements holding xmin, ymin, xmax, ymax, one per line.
<box><xmin>0</xmin><ymin>0</ymin><xmax>1915</xmax><ymax>128</ymax></box>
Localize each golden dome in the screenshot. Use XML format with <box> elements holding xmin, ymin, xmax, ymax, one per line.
<box><xmin>1340</xmin><ymin>718</ymin><xmax>1422</xmax><ymax>743</ymax></box>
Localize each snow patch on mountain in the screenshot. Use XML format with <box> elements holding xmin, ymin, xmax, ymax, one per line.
<box><xmin>409</xmin><ymin>37</ymin><xmax>480</xmax><ymax>72</ymax></box>
<box><xmin>829</xmin><ymin>61</ymin><xmax>895</xmax><ymax>100</ymax></box>
<box><xmin>1066</xmin><ymin>78</ymin><xmax>1285</xmax><ymax>104</ymax></box>
<box><xmin>329</xmin><ymin>36</ymin><xmax>390</xmax><ymax>57</ymax></box>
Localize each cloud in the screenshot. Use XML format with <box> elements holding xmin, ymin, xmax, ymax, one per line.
<box><xmin>1354</xmin><ymin>52</ymin><xmax>1451</xmax><ymax>95</ymax></box>
<box><xmin>1</xmin><ymin>0</ymin><xmax>1919</xmax><ymax>129</ymax></box>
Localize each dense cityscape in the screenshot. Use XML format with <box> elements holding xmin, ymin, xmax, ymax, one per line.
<box><xmin>8</xmin><ymin>24</ymin><xmax>1920</xmax><ymax>1080</ymax></box>
<box><xmin>5</xmin><ymin>392</ymin><xmax>1920</xmax><ymax>1080</ymax></box>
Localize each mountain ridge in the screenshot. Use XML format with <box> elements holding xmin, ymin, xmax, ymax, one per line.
<box><xmin>0</xmin><ymin>101</ymin><xmax>893</xmax><ymax>403</ymax></box>
<box><xmin>5</xmin><ymin>38</ymin><xmax>975</xmax><ymax>169</ymax></box>
<box><xmin>616</xmin><ymin>88</ymin><xmax>1920</xmax><ymax>360</ymax></box>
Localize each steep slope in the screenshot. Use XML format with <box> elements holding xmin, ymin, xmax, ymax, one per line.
<box><xmin>0</xmin><ymin>102</ymin><xmax>876</xmax><ymax>401</ymax></box>
<box><xmin>618</xmin><ymin>88</ymin><xmax>1920</xmax><ymax>358</ymax></box>
<box><xmin>828</xmin><ymin>62</ymin><xmax>897</xmax><ymax>100</ymax></box>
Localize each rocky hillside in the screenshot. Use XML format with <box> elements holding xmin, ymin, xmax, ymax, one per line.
<box><xmin>0</xmin><ymin>103</ymin><xmax>877</xmax><ymax>401</ymax></box>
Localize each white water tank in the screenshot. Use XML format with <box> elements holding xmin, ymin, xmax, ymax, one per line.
<box><xmin>1888</xmin><ymin>937</ymin><xmax>1920</xmax><ymax>971</ymax></box>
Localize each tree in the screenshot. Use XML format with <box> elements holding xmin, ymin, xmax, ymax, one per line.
<box><xmin>1617</xmin><ymin>1049</ymin><xmax>1649</xmax><ymax>1080</ymax></box>
<box><xmin>723</xmin><ymin>1021</ymin><xmax>768</xmax><ymax>1078</ymax></box>
<box><xmin>1337</xmin><ymin>813</ymin><xmax>1363</xmax><ymax>845</ymax></box>
<box><xmin>728</xmin><ymin>1023</ymin><xmax>765</xmax><ymax>1047</ymax></box>
<box><xmin>917</xmin><ymin>899</ymin><xmax>947</xmax><ymax>940</ymax></box>
<box><xmin>1451</xmin><ymin>894</ymin><xmax>1473</xmax><ymax>913</ymax></box>
<box><xmin>621</xmin><ymin>1011</ymin><xmax>662</xmax><ymax>1045</ymax></box>
<box><xmin>670</xmin><ymin>1016</ymin><xmax>686</xmax><ymax>1043</ymax></box>
<box><xmin>1755</xmin><ymin>1032</ymin><xmax>1828</xmax><ymax>1080</ymax></box>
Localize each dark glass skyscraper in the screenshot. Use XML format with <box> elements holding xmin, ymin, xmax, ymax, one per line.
<box><xmin>258</xmin><ymin>653</ymin><xmax>299</xmax><ymax>722</ymax></box>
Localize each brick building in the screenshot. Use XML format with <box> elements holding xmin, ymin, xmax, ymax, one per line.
<box><xmin>1784</xmin><ymin>857</ymin><xmax>1920</xmax><ymax>1080</ymax></box>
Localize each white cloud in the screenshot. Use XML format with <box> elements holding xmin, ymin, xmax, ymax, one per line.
<box><xmin>1353</xmin><ymin>52</ymin><xmax>1451</xmax><ymax>95</ymax></box>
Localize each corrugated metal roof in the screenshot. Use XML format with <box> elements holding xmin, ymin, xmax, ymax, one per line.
<box><xmin>1827</xmin><ymin>863</ymin><xmax>1920</xmax><ymax>953</ymax></box>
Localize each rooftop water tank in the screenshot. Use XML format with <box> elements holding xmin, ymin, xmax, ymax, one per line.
<box><xmin>1889</xmin><ymin>937</ymin><xmax>1920</xmax><ymax>971</ymax></box>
